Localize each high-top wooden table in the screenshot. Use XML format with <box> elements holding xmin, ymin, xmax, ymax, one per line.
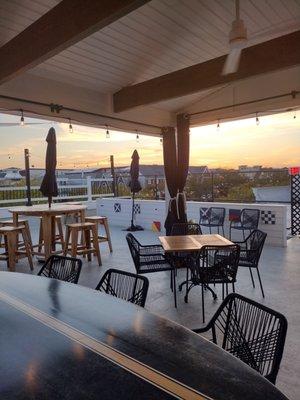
<box><xmin>8</xmin><ymin>204</ymin><xmax>86</xmax><ymax>260</ymax></box>
<box><xmin>0</xmin><ymin>272</ymin><xmax>288</xmax><ymax>400</ymax></box>
<box><xmin>159</xmin><ymin>234</ymin><xmax>233</xmax><ymax>253</ymax></box>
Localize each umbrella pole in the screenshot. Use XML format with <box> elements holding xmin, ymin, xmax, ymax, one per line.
<box><xmin>48</xmin><ymin>196</ymin><xmax>52</xmax><ymax>208</ymax></box>
<box><xmin>131</xmin><ymin>192</ymin><xmax>135</xmax><ymax>229</ymax></box>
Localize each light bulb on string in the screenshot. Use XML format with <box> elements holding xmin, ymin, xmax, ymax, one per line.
<box><xmin>20</xmin><ymin>110</ymin><xmax>24</xmax><ymax>126</ymax></box>
<box><xmin>217</xmin><ymin>119</ymin><xmax>220</xmax><ymax>131</ymax></box>
<box><xmin>160</xmin><ymin>137</ymin><xmax>163</xmax><ymax>145</ymax></box>
<box><xmin>68</xmin><ymin>118</ymin><xmax>73</xmax><ymax>133</ymax></box>
<box><xmin>136</xmin><ymin>130</ymin><xmax>140</xmax><ymax>143</ymax></box>
<box><xmin>255</xmin><ymin>112</ymin><xmax>260</xmax><ymax>126</ymax></box>
<box><xmin>106</xmin><ymin>124</ymin><xmax>110</xmax><ymax>139</ymax></box>
<box><xmin>294</xmin><ymin>110</ymin><xmax>297</xmax><ymax>120</ymax></box>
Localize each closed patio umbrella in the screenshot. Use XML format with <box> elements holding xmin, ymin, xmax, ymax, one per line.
<box><xmin>40</xmin><ymin>127</ymin><xmax>58</xmax><ymax>208</ymax></box>
<box><xmin>126</xmin><ymin>149</ymin><xmax>143</xmax><ymax>231</ymax></box>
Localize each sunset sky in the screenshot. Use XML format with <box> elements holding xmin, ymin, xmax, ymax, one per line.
<box><xmin>0</xmin><ymin>111</ymin><xmax>299</xmax><ymax>170</ymax></box>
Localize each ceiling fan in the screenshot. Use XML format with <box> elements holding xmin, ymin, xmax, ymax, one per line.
<box><xmin>222</xmin><ymin>0</ymin><xmax>247</xmax><ymax>75</ymax></box>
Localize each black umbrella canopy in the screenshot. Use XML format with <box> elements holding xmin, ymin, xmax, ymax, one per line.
<box><xmin>128</xmin><ymin>149</ymin><xmax>142</xmax><ymax>193</ymax></box>
<box><xmin>40</xmin><ymin>127</ymin><xmax>58</xmax><ymax>207</ymax></box>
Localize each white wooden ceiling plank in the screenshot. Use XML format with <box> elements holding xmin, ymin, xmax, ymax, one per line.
<box><xmin>32</xmin><ymin>63</ymin><xmax>115</xmax><ymax>91</ymax></box>
<box><xmin>62</xmin><ymin>46</ymin><xmax>158</xmax><ymax>82</ymax></box>
<box><xmin>109</xmin><ymin>17</ymin><xmax>202</xmax><ymax>65</ymax></box>
<box><xmin>41</xmin><ymin>56</ymin><xmax>126</xmax><ymax>87</ymax></box>
<box><xmin>215</xmin><ymin>0</ymin><xmax>259</xmax><ymax>32</ymax></box>
<box><xmin>87</xmin><ymin>30</ymin><xmax>179</xmax><ymax>73</ymax></box>
<box><xmin>103</xmin><ymin>24</ymin><xmax>197</xmax><ymax>70</ymax></box>
<box><xmin>48</xmin><ymin>51</ymin><xmax>156</xmax><ymax>86</ymax></box>
<box><xmin>250</xmin><ymin>0</ymin><xmax>282</xmax><ymax>25</ymax></box>
<box><xmin>144</xmin><ymin>0</ymin><xmax>222</xmax><ymax>57</ymax></box>
<box><xmin>281</xmin><ymin>0</ymin><xmax>300</xmax><ymax>16</ymax></box>
<box><xmin>31</xmin><ymin>67</ymin><xmax>109</xmax><ymax>92</ymax></box>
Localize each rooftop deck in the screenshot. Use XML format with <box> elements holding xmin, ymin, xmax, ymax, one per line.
<box><xmin>1</xmin><ymin>217</ymin><xmax>299</xmax><ymax>400</ymax></box>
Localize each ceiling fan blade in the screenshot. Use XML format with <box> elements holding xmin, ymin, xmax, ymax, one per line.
<box><xmin>222</xmin><ymin>48</ymin><xmax>242</xmax><ymax>75</ymax></box>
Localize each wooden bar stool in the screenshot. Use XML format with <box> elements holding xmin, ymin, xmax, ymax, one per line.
<box><xmin>0</xmin><ymin>219</ymin><xmax>33</xmax><ymax>249</ymax></box>
<box><xmin>37</xmin><ymin>216</ymin><xmax>64</xmax><ymax>252</ymax></box>
<box><xmin>85</xmin><ymin>216</ymin><xmax>112</xmax><ymax>252</ymax></box>
<box><xmin>64</xmin><ymin>222</ymin><xmax>101</xmax><ymax>266</ymax></box>
<box><xmin>0</xmin><ymin>226</ymin><xmax>33</xmax><ymax>271</ymax></box>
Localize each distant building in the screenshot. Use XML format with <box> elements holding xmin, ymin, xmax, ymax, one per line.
<box><xmin>238</xmin><ymin>165</ymin><xmax>262</xmax><ymax>179</ymax></box>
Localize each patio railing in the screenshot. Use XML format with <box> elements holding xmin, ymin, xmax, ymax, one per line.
<box><xmin>0</xmin><ymin>177</ymin><xmax>114</xmax><ymax>207</ymax></box>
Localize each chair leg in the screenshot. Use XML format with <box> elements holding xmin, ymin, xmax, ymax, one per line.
<box><xmin>21</xmin><ymin>228</ymin><xmax>33</xmax><ymax>271</ymax></box>
<box><xmin>91</xmin><ymin>225</ymin><xmax>102</xmax><ymax>266</ymax></box>
<box><xmin>71</xmin><ymin>228</ymin><xmax>78</xmax><ymax>258</ymax></box>
<box><xmin>209</xmin><ymin>225</ymin><xmax>211</xmax><ymax>234</ymax></box>
<box><xmin>232</xmin><ymin>282</ymin><xmax>235</xmax><ymax>293</ymax></box>
<box><xmin>24</xmin><ymin>221</ymin><xmax>33</xmax><ymax>249</ymax></box>
<box><xmin>222</xmin><ymin>225</ymin><xmax>225</xmax><ymax>237</ymax></box>
<box><xmin>242</xmin><ymin>229</ymin><xmax>245</xmax><ymax>240</ymax></box>
<box><xmin>103</xmin><ymin>219</ymin><xmax>113</xmax><ymax>252</ymax></box>
<box><xmin>222</xmin><ymin>283</ymin><xmax>224</xmax><ymax>300</ymax></box>
<box><xmin>249</xmin><ymin>267</ymin><xmax>255</xmax><ymax>288</ymax></box>
<box><xmin>256</xmin><ymin>268</ymin><xmax>265</xmax><ymax>298</ymax></box>
<box><xmin>170</xmin><ymin>270</ymin><xmax>173</xmax><ymax>291</ymax></box>
<box><xmin>201</xmin><ymin>284</ymin><xmax>205</xmax><ymax>323</ymax></box>
<box><xmin>226</xmin><ymin>283</ymin><xmax>228</xmax><ymax>296</ymax></box>
<box><xmin>64</xmin><ymin>226</ymin><xmax>71</xmax><ymax>256</ymax></box>
<box><xmin>38</xmin><ymin>218</ymin><xmax>43</xmax><ymax>252</ymax></box>
<box><xmin>172</xmin><ymin>270</ymin><xmax>177</xmax><ymax>308</ymax></box>
<box><xmin>7</xmin><ymin>232</ymin><xmax>16</xmax><ymax>272</ymax></box>
<box><xmin>56</xmin><ymin>218</ymin><xmax>65</xmax><ymax>249</ymax></box>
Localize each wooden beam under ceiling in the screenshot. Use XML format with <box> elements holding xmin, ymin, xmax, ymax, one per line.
<box><xmin>113</xmin><ymin>30</ymin><xmax>300</xmax><ymax>112</ymax></box>
<box><xmin>0</xmin><ymin>0</ymin><xmax>150</xmax><ymax>85</ymax></box>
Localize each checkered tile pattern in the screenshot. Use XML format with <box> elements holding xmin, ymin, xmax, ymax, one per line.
<box><xmin>133</xmin><ymin>204</ymin><xmax>141</xmax><ymax>214</ymax></box>
<box><xmin>261</xmin><ymin>210</ymin><xmax>276</xmax><ymax>225</ymax></box>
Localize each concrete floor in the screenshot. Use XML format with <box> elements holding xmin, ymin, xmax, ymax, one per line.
<box><xmin>1</xmin><ymin>217</ymin><xmax>299</xmax><ymax>400</ymax></box>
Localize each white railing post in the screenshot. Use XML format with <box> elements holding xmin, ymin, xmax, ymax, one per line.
<box><xmin>87</xmin><ymin>176</ymin><xmax>92</xmax><ymax>202</ymax></box>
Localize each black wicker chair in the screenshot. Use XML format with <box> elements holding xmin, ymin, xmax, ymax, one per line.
<box><xmin>37</xmin><ymin>255</ymin><xmax>82</xmax><ymax>284</ymax></box>
<box><xmin>230</xmin><ymin>208</ymin><xmax>260</xmax><ymax>240</ymax></box>
<box><xmin>193</xmin><ymin>293</ymin><xmax>288</xmax><ymax>385</ymax></box>
<box><xmin>171</xmin><ymin>222</ymin><xmax>202</xmax><ymax>236</ymax></box>
<box><xmin>126</xmin><ymin>233</ymin><xmax>177</xmax><ymax>307</ymax></box>
<box><xmin>199</xmin><ymin>207</ymin><xmax>225</xmax><ymax>235</ymax></box>
<box><xmin>95</xmin><ymin>268</ymin><xmax>149</xmax><ymax>307</ymax></box>
<box><xmin>235</xmin><ymin>229</ymin><xmax>267</xmax><ymax>297</ymax></box>
<box><xmin>184</xmin><ymin>244</ymin><xmax>240</xmax><ymax>322</ymax></box>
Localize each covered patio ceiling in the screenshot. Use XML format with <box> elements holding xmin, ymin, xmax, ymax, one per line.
<box><xmin>0</xmin><ymin>0</ymin><xmax>299</xmax><ymax>134</ymax></box>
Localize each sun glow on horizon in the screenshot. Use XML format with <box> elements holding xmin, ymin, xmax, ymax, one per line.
<box><xmin>0</xmin><ymin>111</ymin><xmax>299</xmax><ymax>170</ymax></box>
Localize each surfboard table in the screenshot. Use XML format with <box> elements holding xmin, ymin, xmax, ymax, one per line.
<box><xmin>0</xmin><ymin>272</ymin><xmax>287</xmax><ymax>400</ymax></box>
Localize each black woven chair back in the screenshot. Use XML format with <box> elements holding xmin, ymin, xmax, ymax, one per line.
<box><xmin>96</xmin><ymin>268</ymin><xmax>149</xmax><ymax>307</ymax></box>
<box><xmin>192</xmin><ymin>245</ymin><xmax>240</xmax><ymax>283</ymax></box>
<box><xmin>241</xmin><ymin>208</ymin><xmax>260</xmax><ymax>229</ymax></box>
<box><xmin>38</xmin><ymin>255</ymin><xmax>82</xmax><ymax>284</ymax></box>
<box><xmin>126</xmin><ymin>233</ymin><xmax>141</xmax><ymax>271</ymax></box>
<box><xmin>171</xmin><ymin>223</ymin><xmax>201</xmax><ymax>235</ymax></box>
<box><xmin>245</xmin><ymin>229</ymin><xmax>267</xmax><ymax>263</ymax></box>
<box><xmin>209</xmin><ymin>207</ymin><xmax>225</xmax><ymax>225</ymax></box>
<box><xmin>207</xmin><ymin>293</ymin><xmax>287</xmax><ymax>384</ymax></box>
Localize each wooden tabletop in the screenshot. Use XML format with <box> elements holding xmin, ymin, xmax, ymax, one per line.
<box><xmin>0</xmin><ymin>272</ymin><xmax>287</xmax><ymax>400</ymax></box>
<box><xmin>159</xmin><ymin>234</ymin><xmax>233</xmax><ymax>252</ymax></box>
<box><xmin>8</xmin><ymin>203</ymin><xmax>86</xmax><ymax>216</ymax></box>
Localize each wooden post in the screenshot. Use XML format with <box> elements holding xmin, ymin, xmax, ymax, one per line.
<box><xmin>24</xmin><ymin>149</ymin><xmax>32</xmax><ymax>206</ymax></box>
<box><xmin>110</xmin><ymin>155</ymin><xmax>117</xmax><ymax>197</ymax></box>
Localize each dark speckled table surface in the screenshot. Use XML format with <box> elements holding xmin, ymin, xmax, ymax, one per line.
<box><xmin>0</xmin><ymin>272</ymin><xmax>288</xmax><ymax>400</ymax></box>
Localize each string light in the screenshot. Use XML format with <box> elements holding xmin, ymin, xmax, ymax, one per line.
<box><xmin>20</xmin><ymin>109</ymin><xmax>24</xmax><ymax>126</ymax></box>
<box><xmin>136</xmin><ymin>130</ymin><xmax>139</xmax><ymax>143</ymax></box>
<box><xmin>68</xmin><ymin>118</ymin><xmax>73</xmax><ymax>133</ymax></box>
<box><xmin>160</xmin><ymin>137</ymin><xmax>163</xmax><ymax>145</ymax></box>
<box><xmin>217</xmin><ymin>119</ymin><xmax>220</xmax><ymax>131</ymax></box>
<box><xmin>294</xmin><ymin>110</ymin><xmax>297</xmax><ymax>119</ymax></box>
<box><xmin>255</xmin><ymin>112</ymin><xmax>260</xmax><ymax>126</ymax></box>
<box><xmin>106</xmin><ymin>124</ymin><xmax>110</xmax><ymax>139</ymax></box>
